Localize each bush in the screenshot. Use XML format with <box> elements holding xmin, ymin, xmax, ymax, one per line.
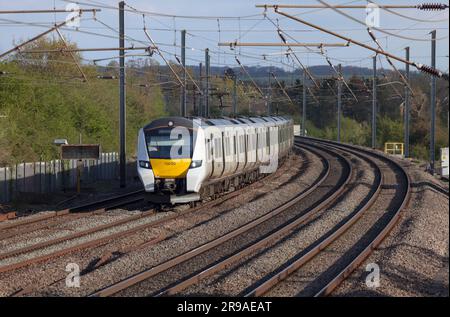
<box><xmin>411</xmin><ymin>144</ymin><xmax>428</xmax><ymax>161</ymax></box>
<box><xmin>304</xmin><ymin>117</ymin><xmax>369</xmax><ymax>146</ymax></box>
<box><xmin>377</xmin><ymin>116</ymin><xmax>403</xmax><ymax>148</ymax></box>
<box><xmin>0</xmin><ymin>60</ymin><xmax>166</xmax><ymax>164</ymax></box>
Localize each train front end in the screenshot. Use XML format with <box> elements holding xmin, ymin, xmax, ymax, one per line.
<box><xmin>137</xmin><ymin>117</ymin><xmax>206</xmax><ymax>204</ymax></box>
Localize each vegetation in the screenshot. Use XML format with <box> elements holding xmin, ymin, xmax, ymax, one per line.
<box><xmin>269</xmin><ymin>72</ymin><xmax>449</xmax><ymax>161</ymax></box>
<box><xmin>0</xmin><ymin>37</ymin><xmax>166</xmax><ymax>165</ymax></box>
<box><xmin>0</xmin><ymin>37</ymin><xmax>448</xmax><ymax>164</ymax></box>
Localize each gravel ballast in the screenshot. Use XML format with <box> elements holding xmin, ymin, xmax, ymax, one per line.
<box><xmin>332</xmin><ymin>159</ymin><xmax>449</xmax><ymax>297</ymax></box>
<box><xmin>179</xmin><ymin>147</ymin><xmax>377</xmax><ymax>296</ymax></box>
<box><xmin>0</xmin><ymin>149</ymin><xmax>324</xmax><ymax>296</ymax></box>
<box><xmin>1</xmin><ymin>143</ymin><xmax>447</xmax><ymax>297</ymax></box>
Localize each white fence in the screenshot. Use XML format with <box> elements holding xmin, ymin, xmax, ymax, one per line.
<box><xmin>0</xmin><ymin>153</ymin><xmax>119</xmax><ymax>203</ymax></box>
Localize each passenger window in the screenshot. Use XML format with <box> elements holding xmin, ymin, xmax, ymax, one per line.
<box><xmin>225</xmin><ymin>137</ymin><xmax>229</xmax><ymax>156</ymax></box>
<box><xmin>214</xmin><ymin>139</ymin><xmax>219</xmax><ymax>158</ymax></box>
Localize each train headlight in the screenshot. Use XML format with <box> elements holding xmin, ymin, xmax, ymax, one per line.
<box><xmin>139</xmin><ymin>160</ymin><xmax>152</xmax><ymax>169</ymax></box>
<box><xmin>189</xmin><ymin>160</ymin><xmax>202</xmax><ymax>169</ymax></box>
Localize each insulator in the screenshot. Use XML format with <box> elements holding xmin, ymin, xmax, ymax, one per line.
<box><xmin>277</xmin><ymin>30</ymin><xmax>287</xmax><ymax>44</ymax></box>
<box><xmin>416</xmin><ymin>3</ymin><xmax>449</xmax><ymax>11</ymax></box>
<box><xmin>367</xmin><ymin>28</ymin><xmax>377</xmax><ymax>42</ymax></box>
<box><xmin>145</xmin><ymin>47</ymin><xmax>154</xmax><ymax>57</ymax></box>
<box><xmin>419</xmin><ymin>65</ymin><xmax>449</xmax><ymax>81</ymax></box>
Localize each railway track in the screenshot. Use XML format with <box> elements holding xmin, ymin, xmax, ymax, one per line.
<box><xmin>89</xmin><ymin>141</ymin><xmax>351</xmax><ymax>296</ymax></box>
<box><xmin>0</xmin><ymin>189</ymin><xmax>146</xmax><ymax>241</ymax></box>
<box><xmin>0</xmin><ymin>179</ymin><xmax>269</xmax><ymax>275</ymax></box>
<box><xmin>154</xmin><ymin>141</ymin><xmax>371</xmax><ymax>297</ymax></box>
<box><xmin>1</xmin><ymin>139</ymin><xmax>411</xmax><ymax>297</ymax></box>
<box><xmin>88</xmin><ymin>137</ymin><xmax>409</xmax><ymax>298</ymax></box>
<box><xmin>242</xmin><ymin>137</ymin><xmax>411</xmax><ymax>297</ymax></box>
<box><xmin>164</xmin><ymin>139</ymin><xmax>379</xmax><ymax>297</ymax></box>
<box><xmin>1</xmin><ymin>146</ymin><xmax>311</xmax><ymax>296</ymax></box>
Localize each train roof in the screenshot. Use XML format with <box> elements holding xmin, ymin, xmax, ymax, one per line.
<box><xmin>143</xmin><ymin>116</ymin><xmax>292</xmax><ymax>130</ymax></box>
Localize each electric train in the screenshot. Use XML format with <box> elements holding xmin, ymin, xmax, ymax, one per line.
<box><xmin>136</xmin><ymin>116</ymin><xmax>294</xmax><ymax>204</ymax></box>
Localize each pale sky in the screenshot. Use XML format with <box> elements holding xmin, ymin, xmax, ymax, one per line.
<box><xmin>0</xmin><ymin>0</ymin><xmax>448</xmax><ymax>72</ymax></box>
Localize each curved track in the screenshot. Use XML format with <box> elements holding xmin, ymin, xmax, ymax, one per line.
<box><xmin>0</xmin><ymin>146</ymin><xmax>307</xmax><ymax>294</ymax></box>
<box><xmin>0</xmin><ymin>189</ymin><xmax>146</xmax><ymax>240</ymax></box>
<box><xmin>243</xmin><ymin>137</ymin><xmax>411</xmax><ymax>297</ymax></box>
<box><xmin>1</xmin><ymin>138</ymin><xmax>411</xmax><ymax>297</ymax></box>
<box><xmin>90</xmin><ymin>142</ymin><xmax>351</xmax><ymax>296</ymax></box>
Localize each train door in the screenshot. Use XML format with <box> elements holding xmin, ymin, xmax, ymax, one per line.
<box><xmin>212</xmin><ymin>133</ymin><xmax>223</xmax><ymax>178</ymax></box>
<box><xmin>241</xmin><ymin>132</ymin><xmax>247</xmax><ymax>171</ymax></box>
<box><xmin>246</xmin><ymin>130</ymin><xmax>254</xmax><ymax>170</ymax></box>
<box><xmin>221</xmin><ymin>131</ymin><xmax>226</xmax><ymax>177</ymax></box>
<box><xmin>256</xmin><ymin>129</ymin><xmax>259</xmax><ymax>164</ymax></box>
<box><xmin>233</xmin><ymin>133</ymin><xmax>239</xmax><ymax>174</ymax></box>
<box><xmin>208</xmin><ymin>134</ymin><xmax>214</xmax><ymax>178</ymax></box>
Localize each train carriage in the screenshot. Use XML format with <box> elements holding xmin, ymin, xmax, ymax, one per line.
<box><xmin>137</xmin><ymin>116</ymin><xmax>294</xmax><ymax>205</ymax></box>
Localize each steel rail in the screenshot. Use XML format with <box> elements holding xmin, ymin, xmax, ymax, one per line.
<box><xmin>0</xmin><ymin>189</ymin><xmax>144</xmax><ymax>231</ymax></box>
<box><xmin>0</xmin><ymin>212</ymin><xmax>16</xmax><ymax>222</ymax></box>
<box><xmin>8</xmin><ymin>151</ymin><xmax>302</xmax><ymax>296</ymax></box>
<box><xmin>243</xmin><ymin>139</ymin><xmax>384</xmax><ymax>296</ymax></box>
<box><xmin>0</xmin><ymin>210</ymin><xmax>104</xmax><ymax>241</ymax></box>
<box><xmin>0</xmin><ymin>209</ymin><xmax>154</xmax><ymax>261</ymax></box>
<box><xmin>0</xmin><ymin>210</ymin><xmax>70</xmax><ymax>231</ymax></box>
<box><xmin>0</xmin><ymin>155</ymin><xmax>290</xmax><ymax>274</ymax></box>
<box><xmin>304</xmin><ymin>137</ymin><xmax>412</xmax><ymax>297</ymax></box>
<box><xmin>90</xmin><ymin>143</ymin><xmax>348</xmax><ymax>297</ymax></box>
<box><xmin>10</xmin><ymin>234</ymin><xmax>166</xmax><ymax>297</ymax></box>
<box><xmin>154</xmin><ymin>144</ymin><xmax>353</xmax><ymax>297</ymax></box>
<box><xmin>0</xmin><ymin>191</ymin><xmax>235</xmax><ymax>274</ymax></box>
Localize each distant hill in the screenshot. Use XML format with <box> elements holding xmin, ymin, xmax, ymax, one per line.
<box><xmin>156</xmin><ymin>64</ymin><xmax>390</xmax><ymax>83</ymax></box>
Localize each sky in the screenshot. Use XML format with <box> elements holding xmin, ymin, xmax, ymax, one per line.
<box><xmin>0</xmin><ymin>0</ymin><xmax>449</xmax><ymax>72</ymax></box>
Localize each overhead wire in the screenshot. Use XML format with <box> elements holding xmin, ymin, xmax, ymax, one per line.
<box><xmin>62</xmin><ymin>0</ymin><xmax>263</xmax><ymax>20</ymax></box>
<box><xmin>367</xmin><ymin>27</ymin><xmax>414</xmax><ymax>95</ymax></box>
<box><xmin>2</xmin><ymin>0</ymin><xmax>448</xmax><ymax>114</ymax></box>
<box><xmin>319</xmin><ymin>46</ymin><xmax>358</xmax><ymax>101</ymax></box>
<box><xmin>316</xmin><ymin>0</ymin><xmax>449</xmax><ymax>42</ymax></box>
<box><xmin>368</xmin><ymin>0</ymin><xmax>449</xmax><ymax>23</ymax></box>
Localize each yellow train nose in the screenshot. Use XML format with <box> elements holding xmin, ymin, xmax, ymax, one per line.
<box><xmin>150</xmin><ymin>159</ymin><xmax>192</xmax><ymax>179</ymax></box>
